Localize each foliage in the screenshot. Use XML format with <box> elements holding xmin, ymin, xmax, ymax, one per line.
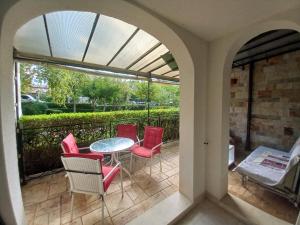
<box><xmin>20</xmin><ymin>62</ymin><xmax>180</xmax><ymax>114</ymax></box>
<box><xmin>20</xmin><ymin>108</ymin><xmax>179</xmax><ymax>128</ymax></box>
<box><xmin>81</xmin><ymin>77</ymin><xmax>128</xmax><ymax>110</ymax></box>
<box><xmin>22</xmin><ymin>102</ymin><xmax>48</xmax><ymax>115</ymax></box>
<box><xmin>38</xmin><ymin>66</ymin><xmax>88</xmax><ymax>111</ymax></box>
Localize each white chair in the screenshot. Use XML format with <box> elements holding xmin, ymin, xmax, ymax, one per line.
<box><xmin>235</xmin><ymin>137</ymin><xmax>300</xmax><ymax>206</ymax></box>
<box><xmin>61</xmin><ymin>156</ymin><xmax>123</xmax><ymax>224</ymax></box>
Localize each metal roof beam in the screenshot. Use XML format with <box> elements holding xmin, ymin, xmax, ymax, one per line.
<box><xmin>106</xmin><ymin>28</ymin><xmax>139</xmax><ymax>66</ymax></box>
<box><xmin>14</xmin><ymin>51</ymin><xmax>180</xmax><ymax>83</ymax></box>
<box><xmin>138</xmin><ymin>51</ymin><xmax>170</xmax><ymax>72</ymax></box>
<box><xmin>233</xmin><ymin>40</ymin><xmax>300</xmax><ymax>66</ymax></box>
<box><xmin>82</xmin><ymin>14</ymin><xmax>100</xmax><ymax>62</ymax></box>
<box><xmin>237</xmin><ymin>31</ymin><xmax>298</xmax><ymax>54</ymax></box>
<box><xmin>126</xmin><ymin>43</ymin><xmax>162</xmax><ymax>69</ymax></box>
<box><xmin>43</xmin><ymin>15</ymin><xmax>53</xmax><ymax>57</ymax></box>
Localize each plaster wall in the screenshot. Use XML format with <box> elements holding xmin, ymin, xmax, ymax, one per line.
<box><xmin>0</xmin><ymin>0</ymin><xmax>207</xmax><ymax>224</ymax></box>
<box><xmin>206</xmin><ymin>7</ymin><xmax>300</xmax><ymax>199</ymax></box>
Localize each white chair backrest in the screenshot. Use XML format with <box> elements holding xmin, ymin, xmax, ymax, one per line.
<box><xmin>290</xmin><ymin>136</ymin><xmax>300</xmax><ymax>153</ymax></box>
<box><xmin>286</xmin><ymin>144</ymin><xmax>300</xmax><ymax>172</ymax></box>
<box><xmin>61</xmin><ymin>157</ymin><xmax>104</xmax><ymax>195</ymax></box>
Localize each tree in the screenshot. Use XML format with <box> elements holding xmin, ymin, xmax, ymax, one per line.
<box><xmin>81</xmin><ymin>77</ymin><xmax>128</xmax><ymax>111</ymax></box>
<box><xmin>133</xmin><ymin>81</ymin><xmax>159</xmax><ymax>103</ymax></box>
<box><xmin>39</xmin><ymin>66</ymin><xmax>88</xmax><ymax>112</ymax></box>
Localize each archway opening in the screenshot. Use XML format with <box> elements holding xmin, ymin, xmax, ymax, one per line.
<box><xmin>15</xmin><ymin>10</ymin><xmax>182</xmax><ymax>225</ymax></box>
<box><xmin>227</xmin><ymin>29</ymin><xmax>300</xmax><ymax>224</ymax></box>
<box><xmin>0</xmin><ymin>2</ymin><xmax>200</xmax><ymax>224</ymax></box>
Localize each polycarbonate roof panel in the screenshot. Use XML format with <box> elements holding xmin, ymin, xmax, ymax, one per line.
<box><xmin>163</xmin><ymin>70</ymin><xmax>180</xmax><ymax>77</ymax></box>
<box><xmin>130</xmin><ymin>44</ymin><xmax>169</xmax><ymax>71</ymax></box>
<box><xmin>110</xmin><ymin>30</ymin><xmax>160</xmax><ymax>68</ymax></box>
<box><xmin>46</xmin><ymin>11</ymin><xmax>96</xmax><ymax>60</ymax></box>
<box><xmin>152</xmin><ymin>64</ymin><xmax>172</xmax><ymax>75</ymax></box>
<box><xmin>141</xmin><ymin>58</ymin><xmax>166</xmax><ymax>72</ymax></box>
<box><xmin>13</xmin><ymin>10</ymin><xmax>180</xmax><ymax>82</ymax></box>
<box><xmin>84</xmin><ymin>15</ymin><xmax>136</xmax><ymax>65</ymax></box>
<box><xmin>14</xmin><ymin>16</ymin><xmax>50</xmax><ymax>56</ymax></box>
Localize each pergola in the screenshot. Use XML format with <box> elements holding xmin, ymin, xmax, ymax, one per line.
<box><xmin>13</xmin><ymin>11</ymin><xmax>180</xmax><ymax>84</ymax></box>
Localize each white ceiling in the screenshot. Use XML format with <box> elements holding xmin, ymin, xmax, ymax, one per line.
<box><xmin>133</xmin><ymin>0</ymin><xmax>300</xmax><ymax>41</ymax></box>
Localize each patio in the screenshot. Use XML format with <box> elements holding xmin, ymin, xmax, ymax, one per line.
<box><xmin>22</xmin><ymin>142</ymin><xmax>179</xmax><ymax>225</ymax></box>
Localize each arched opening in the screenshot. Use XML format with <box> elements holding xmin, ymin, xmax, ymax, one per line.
<box><xmin>15</xmin><ymin>10</ymin><xmax>182</xmax><ymax>224</ymax></box>
<box><xmin>225</xmin><ymin>28</ymin><xmax>300</xmax><ymax>223</ymax></box>
<box><xmin>0</xmin><ymin>1</ymin><xmax>204</xmax><ymax>224</ymax></box>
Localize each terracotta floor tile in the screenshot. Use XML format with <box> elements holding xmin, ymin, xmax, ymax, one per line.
<box><xmin>168</xmin><ymin>173</ymin><xmax>179</xmax><ymax>186</ymax></box>
<box><xmin>35</xmin><ymin>196</ymin><xmax>61</xmax><ymax>217</ymax></box>
<box><xmin>22</xmin><ymin>182</ymin><xmax>49</xmax><ymax>206</ymax></box>
<box><xmin>104</xmin><ymin>191</ymin><xmax>134</xmax><ymax>217</ymax></box>
<box><xmin>62</xmin><ymin>217</ymin><xmax>83</xmax><ymax>225</ymax></box>
<box><xmin>140</xmin><ymin>191</ymin><xmax>167</xmax><ymax>211</ymax></box>
<box><xmin>111</xmin><ymin>200</ymin><xmax>146</xmax><ymax>225</ymax></box>
<box><xmin>144</xmin><ymin>179</ymin><xmax>172</xmax><ymax>196</ymax></box>
<box><xmin>33</xmin><ymin>213</ymin><xmax>48</xmax><ymax>225</ymax></box>
<box><xmin>161</xmin><ymin>185</ymin><xmax>179</xmax><ymax>197</ymax></box>
<box><xmin>48</xmin><ymin>180</ymin><xmax>67</xmax><ymax>198</ymax></box>
<box><xmin>93</xmin><ymin>218</ymin><xmax>113</xmax><ymax>225</ymax></box>
<box><xmin>48</xmin><ymin>209</ymin><xmax>60</xmax><ymax>225</ymax></box>
<box><xmin>125</xmin><ymin>183</ymin><xmax>148</xmax><ymax>204</ymax></box>
<box><xmin>81</xmin><ymin>207</ymin><xmax>110</xmax><ymax>225</ymax></box>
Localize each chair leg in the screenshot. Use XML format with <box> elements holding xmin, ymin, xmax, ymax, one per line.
<box><xmin>130</xmin><ymin>153</ymin><xmax>133</xmax><ymax>173</ymax></box>
<box><xmin>70</xmin><ymin>192</ymin><xmax>74</xmax><ymax>221</ymax></box>
<box><xmin>101</xmin><ymin>195</ymin><xmax>105</xmax><ymax>225</ymax></box>
<box><xmin>159</xmin><ymin>153</ymin><xmax>162</xmax><ymax>172</ymax></box>
<box><xmin>150</xmin><ymin>156</ymin><xmax>152</xmax><ymax>177</ymax></box>
<box><xmin>120</xmin><ymin>167</ymin><xmax>124</xmax><ymax>198</ymax></box>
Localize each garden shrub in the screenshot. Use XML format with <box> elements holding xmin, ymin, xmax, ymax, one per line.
<box><xmin>22</xmin><ymin>102</ymin><xmax>48</xmax><ymax>115</ymax></box>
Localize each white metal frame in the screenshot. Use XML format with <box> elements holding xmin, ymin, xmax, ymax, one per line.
<box><xmin>130</xmin><ymin>140</ymin><xmax>163</xmax><ymax>176</ymax></box>
<box><xmin>61</xmin><ymin>157</ymin><xmax>123</xmax><ymax>224</ymax></box>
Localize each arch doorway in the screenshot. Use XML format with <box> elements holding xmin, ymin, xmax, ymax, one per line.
<box><xmin>227</xmin><ymin>29</ymin><xmax>300</xmax><ymax>224</ymax></box>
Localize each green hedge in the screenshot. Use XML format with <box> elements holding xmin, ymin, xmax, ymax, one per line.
<box><xmin>20</xmin><ymin>108</ymin><xmax>179</xmax><ymax>128</ymax></box>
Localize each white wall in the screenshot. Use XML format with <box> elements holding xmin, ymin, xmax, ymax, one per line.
<box><xmin>0</xmin><ymin>0</ymin><xmax>207</xmax><ymax>224</ymax></box>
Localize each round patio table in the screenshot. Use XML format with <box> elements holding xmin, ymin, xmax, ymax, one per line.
<box><xmin>89</xmin><ymin>137</ymin><xmax>134</xmax><ymax>180</ymax></box>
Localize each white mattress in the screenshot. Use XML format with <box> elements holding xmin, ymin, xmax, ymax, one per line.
<box><xmin>234</xmin><ymin>146</ymin><xmax>291</xmax><ymax>186</ymax></box>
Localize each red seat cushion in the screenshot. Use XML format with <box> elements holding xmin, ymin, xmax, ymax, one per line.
<box><xmin>102</xmin><ymin>166</ymin><xmax>120</xmax><ymax>191</ymax></box>
<box><xmin>62</xmin><ymin>133</ymin><xmax>79</xmax><ymax>154</ymax></box>
<box><xmin>129</xmin><ymin>143</ymin><xmax>140</xmax><ymax>151</ymax></box>
<box><xmin>131</xmin><ymin>146</ymin><xmax>159</xmax><ymax>158</ymax></box>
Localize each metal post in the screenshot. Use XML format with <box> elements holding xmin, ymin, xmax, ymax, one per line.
<box><xmin>147</xmin><ymin>76</ymin><xmax>151</xmax><ymax>125</ymax></box>
<box><xmin>245</xmin><ymin>62</ymin><xmax>254</xmax><ymax>151</ymax></box>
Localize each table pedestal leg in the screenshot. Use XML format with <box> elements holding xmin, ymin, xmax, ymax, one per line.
<box><xmin>112</xmin><ymin>153</ymin><xmax>133</xmax><ymax>184</ymax></box>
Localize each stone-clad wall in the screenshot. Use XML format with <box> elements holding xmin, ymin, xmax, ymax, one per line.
<box><xmin>230</xmin><ymin>50</ymin><xmax>300</xmax><ymax>152</ymax></box>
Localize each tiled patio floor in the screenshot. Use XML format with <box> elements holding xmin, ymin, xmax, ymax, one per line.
<box><xmin>22</xmin><ymin>142</ymin><xmax>179</xmax><ymax>225</ymax></box>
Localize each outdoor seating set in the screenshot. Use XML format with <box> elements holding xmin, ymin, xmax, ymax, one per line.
<box><xmin>60</xmin><ymin>124</ymin><xmax>164</xmax><ymax>224</ymax></box>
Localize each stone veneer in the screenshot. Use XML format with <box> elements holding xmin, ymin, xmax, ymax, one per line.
<box><xmin>230</xmin><ymin>50</ymin><xmax>300</xmax><ymax>152</ymax></box>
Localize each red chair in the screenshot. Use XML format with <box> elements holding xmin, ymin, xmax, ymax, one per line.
<box><xmin>116</xmin><ymin>124</ymin><xmax>140</xmax><ymax>150</ymax></box>
<box><xmin>130</xmin><ymin>126</ymin><xmax>164</xmax><ymax>176</ymax></box>
<box><xmin>61</xmin><ymin>133</ymin><xmax>104</xmax><ymax>160</ymax></box>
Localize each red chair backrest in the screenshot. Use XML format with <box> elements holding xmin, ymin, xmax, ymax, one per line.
<box><xmin>116</xmin><ymin>124</ymin><xmax>138</xmax><ymax>143</ymax></box>
<box><xmin>143</xmin><ymin>126</ymin><xmax>164</xmax><ymax>151</ymax></box>
<box><xmin>61</xmin><ymin>133</ymin><xmax>79</xmax><ymax>154</ymax></box>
